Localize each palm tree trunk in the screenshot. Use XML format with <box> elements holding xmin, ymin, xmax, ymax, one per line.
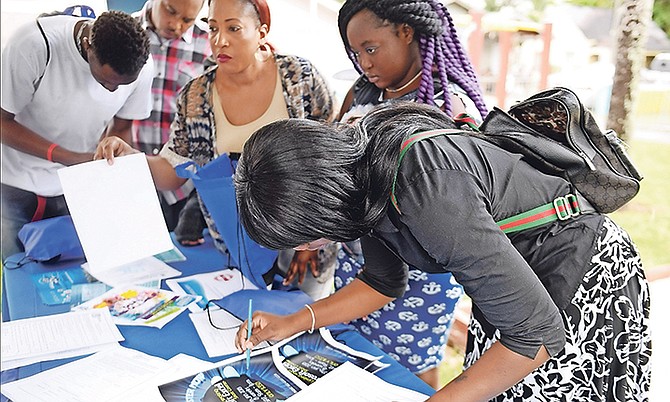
<box><xmin>607</xmin><ymin>0</ymin><xmax>653</xmax><ymax>141</ymax></box>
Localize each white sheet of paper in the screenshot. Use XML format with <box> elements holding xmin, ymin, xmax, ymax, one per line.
<box><xmin>117</xmin><ymin>354</ymin><xmax>218</xmax><ymax>402</ymax></box>
<box><xmin>0</xmin><ymin>308</ymin><xmax>124</xmax><ymax>370</ymax></box>
<box><xmin>285</xmin><ymin>361</ymin><xmax>430</xmax><ymax>402</ymax></box>
<box><xmin>57</xmin><ymin>153</ymin><xmax>173</xmax><ymax>272</ymax></box>
<box><xmin>82</xmin><ymin>256</ymin><xmax>181</xmax><ymax>288</ymax></box>
<box><xmin>1</xmin><ymin>345</ymin><xmax>168</xmax><ymax>402</ymax></box>
<box><xmin>166</xmin><ymin>269</ymin><xmax>258</xmax><ymax>313</ymax></box>
<box><xmin>1</xmin><ymin>342</ymin><xmax>119</xmax><ymax>372</ymax></box>
<box><xmin>189</xmin><ymin>309</ymin><xmax>269</xmax><ymax>358</ymax></box>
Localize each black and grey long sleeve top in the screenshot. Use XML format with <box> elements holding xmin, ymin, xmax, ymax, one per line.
<box><xmin>357</xmin><ymin>133</ymin><xmax>605</xmax><ymax>359</ymax></box>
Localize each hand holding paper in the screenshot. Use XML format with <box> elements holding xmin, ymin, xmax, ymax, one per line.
<box><xmin>58</xmin><ymin>153</ymin><xmax>174</xmax><ymax>272</ymax></box>
<box><xmin>94</xmin><ymin>135</ymin><xmax>140</xmax><ymax>164</ymax></box>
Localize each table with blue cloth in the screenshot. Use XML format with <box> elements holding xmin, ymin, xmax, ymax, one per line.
<box><xmin>1</xmin><ymin>231</ymin><xmax>435</xmax><ymax>401</ymax></box>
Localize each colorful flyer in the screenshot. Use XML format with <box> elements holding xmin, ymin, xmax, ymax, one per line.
<box><xmin>157</xmin><ymin>328</ymin><xmax>389</xmax><ymax>400</ymax></box>
<box><xmin>159</xmin><ymin>350</ymin><xmax>298</xmax><ymax>401</ymax></box>
<box><xmin>73</xmin><ymin>286</ymin><xmax>200</xmax><ymax>329</ymax></box>
<box><xmin>32</xmin><ymin>268</ymin><xmax>108</xmax><ymax>306</ymax></box>
<box><xmin>274</xmin><ymin>328</ymin><xmax>388</xmax><ymax>389</ymax></box>
<box><xmin>154</xmin><ymin>247</ymin><xmax>187</xmax><ymax>263</ymax></box>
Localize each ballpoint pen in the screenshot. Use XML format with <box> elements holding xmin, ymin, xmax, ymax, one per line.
<box><xmin>246</xmin><ymin>298</ymin><xmax>253</xmax><ymax>370</ymax></box>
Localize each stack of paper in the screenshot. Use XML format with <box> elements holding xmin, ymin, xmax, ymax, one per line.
<box><xmin>0</xmin><ymin>308</ymin><xmax>124</xmax><ymax>370</ymax></box>
<box><xmin>81</xmin><ymin>256</ymin><xmax>181</xmax><ymax>288</ymax></box>
<box><xmin>1</xmin><ymin>346</ymin><xmax>168</xmax><ymax>402</ymax></box>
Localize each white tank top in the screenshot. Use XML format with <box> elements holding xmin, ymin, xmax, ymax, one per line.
<box><xmin>213</xmin><ymin>69</ymin><xmax>289</xmax><ymax>154</ymax></box>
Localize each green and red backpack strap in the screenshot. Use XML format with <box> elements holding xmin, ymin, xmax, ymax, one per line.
<box><xmin>454</xmin><ymin>113</ymin><xmax>480</xmax><ymax>131</ymax></box>
<box><xmin>496</xmin><ymin>194</ymin><xmax>583</xmax><ymax>234</ymax></box>
<box><xmin>390</xmin><ymin>129</ymin><xmax>464</xmax><ymax>214</ymax></box>
<box><xmin>390</xmin><ymin>129</ymin><xmax>586</xmax><ymax>234</ymax></box>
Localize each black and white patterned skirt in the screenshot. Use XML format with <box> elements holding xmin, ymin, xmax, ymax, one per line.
<box><xmin>464</xmin><ymin>217</ymin><xmax>652</xmax><ymax>401</ymax></box>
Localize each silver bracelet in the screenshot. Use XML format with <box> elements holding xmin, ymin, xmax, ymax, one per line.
<box><xmin>304</xmin><ymin>304</ymin><xmax>316</xmax><ymax>334</ymax></box>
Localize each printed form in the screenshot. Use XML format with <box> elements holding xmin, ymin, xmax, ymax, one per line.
<box><xmin>1</xmin><ymin>346</ymin><xmax>168</xmax><ymax>402</ymax></box>
<box><xmin>1</xmin><ymin>308</ymin><xmax>123</xmax><ymax>370</ymax></box>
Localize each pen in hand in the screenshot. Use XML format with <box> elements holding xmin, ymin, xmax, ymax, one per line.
<box><xmin>246</xmin><ymin>298</ymin><xmax>253</xmax><ymax>370</ymax></box>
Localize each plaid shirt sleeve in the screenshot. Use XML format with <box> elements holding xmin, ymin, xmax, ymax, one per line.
<box><xmin>134</xmin><ymin>15</ymin><xmax>212</xmax><ymax>204</ymax></box>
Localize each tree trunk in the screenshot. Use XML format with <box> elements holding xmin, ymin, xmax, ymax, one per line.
<box><xmin>607</xmin><ymin>0</ymin><xmax>653</xmax><ymax>141</ymax></box>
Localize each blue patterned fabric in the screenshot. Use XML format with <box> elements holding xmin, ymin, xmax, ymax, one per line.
<box><xmin>334</xmin><ymin>242</ymin><xmax>463</xmax><ymax>374</ymax></box>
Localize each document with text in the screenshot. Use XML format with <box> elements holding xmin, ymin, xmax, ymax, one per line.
<box><xmin>1</xmin><ymin>308</ymin><xmax>123</xmax><ymax>370</ymax></box>
<box><xmin>189</xmin><ymin>309</ymin><xmax>269</xmax><ymax>358</ymax></box>
<box><xmin>1</xmin><ymin>346</ymin><xmax>168</xmax><ymax>402</ymax></box>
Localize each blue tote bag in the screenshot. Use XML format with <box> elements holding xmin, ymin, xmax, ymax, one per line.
<box><xmin>175</xmin><ymin>154</ymin><xmax>278</xmax><ymax>288</ymax></box>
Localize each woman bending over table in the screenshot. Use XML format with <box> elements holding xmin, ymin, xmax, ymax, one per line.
<box><xmin>233</xmin><ymin>102</ymin><xmax>651</xmax><ymax>401</ymax></box>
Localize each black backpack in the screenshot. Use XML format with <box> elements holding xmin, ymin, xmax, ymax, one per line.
<box><xmin>35</xmin><ymin>5</ymin><xmax>96</xmax><ymax>88</ymax></box>
<box><xmin>480</xmin><ymin>87</ymin><xmax>643</xmax><ymax>214</ymax></box>
<box><xmin>391</xmin><ymin>87</ymin><xmax>643</xmax><ymax>233</ymax></box>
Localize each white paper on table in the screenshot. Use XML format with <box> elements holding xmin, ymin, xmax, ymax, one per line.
<box><xmin>1</xmin><ymin>342</ymin><xmax>119</xmax><ymax>372</ymax></box>
<box><xmin>285</xmin><ymin>361</ymin><xmax>430</xmax><ymax>402</ymax></box>
<box><xmin>73</xmin><ymin>286</ymin><xmax>200</xmax><ymax>329</ymax></box>
<box><xmin>189</xmin><ymin>309</ymin><xmax>269</xmax><ymax>358</ymax></box>
<box><xmin>57</xmin><ymin>153</ymin><xmax>174</xmax><ymax>273</ymax></box>
<box><xmin>1</xmin><ymin>345</ymin><xmax>168</xmax><ymax>402</ymax></box>
<box><xmin>119</xmin><ymin>353</ymin><xmax>220</xmax><ymax>402</ymax></box>
<box><xmin>0</xmin><ymin>308</ymin><xmax>123</xmax><ymax>370</ymax></box>
<box><xmin>82</xmin><ymin>256</ymin><xmax>181</xmax><ymax>288</ymax></box>
<box><xmin>166</xmin><ymin>268</ymin><xmax>258</xmax><ymax>313</ymax></box>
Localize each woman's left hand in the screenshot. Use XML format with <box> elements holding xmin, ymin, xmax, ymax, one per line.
<box><xmin>283</xmin><ymin>250</ymin><xmax>320</xmax><ymax>286</ymax></box>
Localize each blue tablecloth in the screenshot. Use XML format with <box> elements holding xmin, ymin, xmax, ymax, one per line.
<box><xmin>1</xmin><ymin>232</ymin><xmax>435</xmax><ymax>400</ymax></box>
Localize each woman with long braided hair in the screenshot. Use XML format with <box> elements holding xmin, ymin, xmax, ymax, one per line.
<box><xmin>331</xmin><ymin>0</ymin><xmax>488</xmax><ymax>389</ymax></box>
<box><xmin>337</xmin><ymin>0</ymin><xmax>488</xmax><ymax>121</ymax></box>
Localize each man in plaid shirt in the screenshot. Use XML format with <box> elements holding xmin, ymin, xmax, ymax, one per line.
<box><xmin>133</xmin><ymin>0</ymin><xmax>211</xmax><ymax>238</ymax></box>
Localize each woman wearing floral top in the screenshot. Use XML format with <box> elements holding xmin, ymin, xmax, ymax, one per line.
<box><xmin>96</xmin><ymin>0</ymin><xmax>337</xmax><ymax>299</ymax></box>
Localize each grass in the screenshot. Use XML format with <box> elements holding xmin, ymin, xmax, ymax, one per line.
<box><xmin>608</xmin><ymin>138</ymin><xmax>670</xmax><ymax>269</ymax></box>
<box><xmin>438</xmin><ymin>136</ymin><xmax>670</xmax><ymax>388</ymax></box>
<box><xmin>439</xmin><ymin>342</ymin><xmax>466</xmax><ymax>385</ymax></box>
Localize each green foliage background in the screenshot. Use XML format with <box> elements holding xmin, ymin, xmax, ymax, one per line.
<box><xmin>568</xmin><ymin>0</ymin><xmax>670</xmax><ymax>36</ymax></box>
<box><xmin>652</xmin><ymin>0</ymin><xmax>670</xmax><ymax>35</ymax></box>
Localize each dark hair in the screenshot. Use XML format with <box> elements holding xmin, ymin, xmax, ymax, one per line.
<box><xmin>91</xmin><ymin>11</ymin><xmax>149</xmax><ymax>75</ymax></box>
<box><xmin>208</xmin><ymin>0</ymin><xmax>271</xmax><ymax>30</ymax></box>
<box><xmin>338</xmin><ymin>0</ymin><xmax>487</xmax><ymax>118</ymax></box>
<box><xmin>235</xmin><ymin>102</ymin><xmax>457</xmax><ymax>249</ymax></box>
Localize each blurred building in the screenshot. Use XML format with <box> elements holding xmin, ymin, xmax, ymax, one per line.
<box><xmin>2</xmin><ymin>0</ymin><xmax>667</xmax><ymax>122</ymax></box>
<box><xmin>547</xmin><ymin>4</ymin><xmax>670</xmax><ymax>125</ymax></box>
<box><xmin>1</xmin><ymin>0</ymin><xmax>109</xmax><ymax>50</ymax></box>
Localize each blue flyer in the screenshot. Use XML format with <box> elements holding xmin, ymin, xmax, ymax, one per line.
<box><xmin>32</xmin><ymin>268</ymin><xmax>91</xmax><ymax>305</ymax></box>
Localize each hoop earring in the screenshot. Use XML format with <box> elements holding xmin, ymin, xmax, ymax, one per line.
<box><xmin>255</xmin><ymin>43</ymin><xmax>272</xmax><ymax>63</ymax></box>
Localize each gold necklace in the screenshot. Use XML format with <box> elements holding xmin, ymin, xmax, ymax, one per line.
<box><xmin>384</xmin><ymin>71</ymin><xmax>422</xmax><ymax>93</ymax></box>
